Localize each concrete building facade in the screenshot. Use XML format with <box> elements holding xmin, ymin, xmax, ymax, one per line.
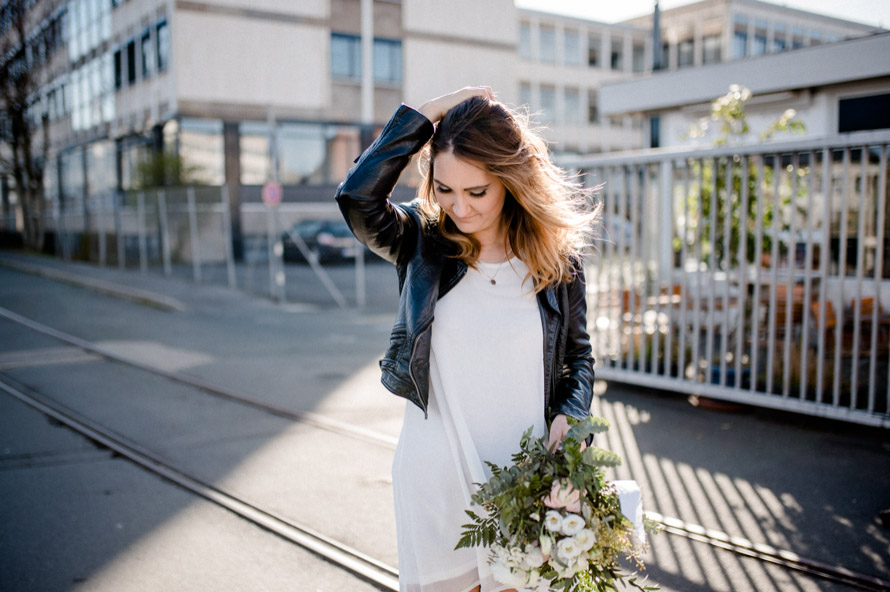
<box><xmin>1</xmin><ymin>0</ymin><xmax>885</xmax><ymax>229</ymax></box>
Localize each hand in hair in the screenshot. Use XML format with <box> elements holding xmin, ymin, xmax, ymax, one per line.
<box><xmin>417</xmin><ymin>86</ymin><xmax>495</xmax><ymax>124</ymax></box>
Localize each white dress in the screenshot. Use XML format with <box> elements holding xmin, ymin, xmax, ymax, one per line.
<box><xmin>392</xmin><ymin>258</ymin><xmax>548</xmax><ymax>592</ymax></box>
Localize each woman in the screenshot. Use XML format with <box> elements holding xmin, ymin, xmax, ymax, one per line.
<box><xmin>336</xmin><ymin>86</ymin><xmax>597</xmax><ymax>592</ymax></box>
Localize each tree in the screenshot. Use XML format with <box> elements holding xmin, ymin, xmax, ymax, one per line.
<box><xmin>134</xmin><ymin>149</ymin><xmax>203</xmax><ymax>189</ymax></box>
<box><xmin>0</xmin><ymin>0</ymin><xmax>60</xmax><ymax>252</ymax></box>
<box><xmin>681</xmin><ymin>85</ymin><xmax>807</xmax><ymax>269</ymax></box>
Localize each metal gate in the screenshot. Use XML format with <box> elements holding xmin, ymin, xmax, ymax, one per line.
<box><xmin>565</xmin><ymin>131</ymin><xmax>890</xmax><ymax>427</ymax></box>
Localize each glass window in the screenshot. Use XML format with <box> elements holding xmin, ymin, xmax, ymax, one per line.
<box><xmin>753</xmin><ymin>33</ymin><xmax>767</xmax><ymax>56</ymax></box>
<box><xmin>519</xmin><ymin>23</ymin><xmax>531</xmax><ymax>60</ymax></box>
<box><xmin>141</xmin><ymin>29</ymin><xmax>154</xmax><ymax>78</ymax></box>
<box><xmin>564</xmin><ymin>29</ymin><xmax>580</xmax><ymax>66</ymax></box>
<box><xmin>703</xmin><ymin>35</ymin><xmax>721</xmax><ymax>63</ymax></box>
<box><xmin>156</xmin><ymin>19</ymin><xmax>169</xmax><ymax>72</ymax></box>
<box><xmin>539</xmin><ymin>26</ymin><xmax>555</xmax><ymax>63</ymax></box>
<box><xmin>632</xmin><ymin>43</ymin><xmax>645</xmax><ymax>72</ymax></box>
<box><xmin>588</xmin><ymin>34</ymin><xmax>600</xmax><ymax>67</ymax></box>
<box><xmin>792</xmin><ymin>26</ymin><xmax>805</xmax><ymax>49</ymax></box>
<box><xmin>809</xmin><ymin>30</ymin><xmax>822</xmax><ymax>46</ymax></box>
<box><xmin>113</xmin><ymin>47</ymin><xmax>122</xmax><ymax>89</ymax></box>
<box><xmin>278</xmin><ymin>123</ymin><xmax>325</xmax><ymax>185</ymax></box>
<box><xmin>373</xmin><ymin>38</ymin><xmax>402</xmax><ymax>84</ymax></box>
<box><xmin>331</xmin><ymin>33</ymin><xmax>360</xmax><ymax>80</ymax></box>
<box><xmin>564</xmin><ymin>87</ymin><xmax>581</xmax><ymax>124</ymax></box>
<box><xmin>102</xmin><ymin>52</ymin><xmax>113</xmax><ymax>122</ymax></box>
<box><xmin>733</xmin><ymin>14</ymin><xmax>748</xmax><ymax>59</ymax></box>
<box><xmin>772</xmin><ymin>23</ymin><xmax>786</xmax><ymax>52</ymax></box>
<box><xmin>539</xmin><ymin>85</ymin><xmax>555</xmax><ymax>122</ymax></box>
<box><xmin>126</xmin><ymin>39</ymin><xmax>136</xmax><ymax>85</ymax></box>
<box><xmin>587</xmin><ymin>89</ymin><xmax>599</xmax><ymax>123</ymax></box>
<box><xmin>610</xmin><ymin>39</ymin><xmax>623</xmax><ymax>71</ymax></box>
<box><xmin>179</xmin><ymin>118</ymin><xmax>225</xmax><ymax>185</ymax></box>
<box><xmin>519</xmin><ymin>82</ymin><xmax>531</xmax><ymax>109</ymax></box>
<box><xmin>677</xmin><ymin>39</ymin><xmax>694</xmax><ymax>68</ymax></box>
<box><xmin>239</xmin><ymin>122</ymin><xmax>271</xmax><ymax>185</ymax></box>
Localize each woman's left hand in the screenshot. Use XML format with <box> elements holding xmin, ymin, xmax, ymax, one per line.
<box><xmin>547</xmin><ymin>414</ymin><xmax>573</xmax><ymax>451</ymax></box>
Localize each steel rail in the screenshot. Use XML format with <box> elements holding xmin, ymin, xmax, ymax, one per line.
<box><xmin>2</xmin><ymin>305</ymin><xmax>889</xmax><ymax>590</ymax></box>
<box><xmin>0</xmin><ymin>375</ymin><xmax>400</xmax><ymax>592</ymax></box>
<box><xmin>0</xmin><ymin>306</ymin><xmax>398</xmax><ymax>450</ymax></box>
<box><xmin>646</xmin><ymin>512</ymin><xmax>890</xmax><ymax>592</ymax></box>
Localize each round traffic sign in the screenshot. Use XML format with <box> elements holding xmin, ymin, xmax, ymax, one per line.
<box><xmin>262</xmin><ymin>180</ymin><xmax>283</xmax><ymax>207</ymax></box>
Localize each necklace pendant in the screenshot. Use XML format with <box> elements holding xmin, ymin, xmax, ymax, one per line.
<box><xmin>490</xmin><ymin>279</ymin><xmax>497</xmax><ymax>286</ymax></box>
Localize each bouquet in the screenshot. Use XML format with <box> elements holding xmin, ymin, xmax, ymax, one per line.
<box><xmin>456</xmin><ymin>416</ymin><xmax>658</xmax><ymax>591</ymax></box>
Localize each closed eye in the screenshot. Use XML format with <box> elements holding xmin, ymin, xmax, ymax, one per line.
<box><xmin>436</xmin><ymin>185</ymin><xmax>452</xmax><ymax>194</ymax></box>
<box><xmin>469</xmin><ymin>189</ymin><xmax>487</xmax><ymax>198</ymax></box>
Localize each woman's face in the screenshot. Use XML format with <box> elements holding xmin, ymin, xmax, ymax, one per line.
<box><xmin>432</xmin><ymin>150</ymin><xmax>507</xmax><ymax>241</ymax></box>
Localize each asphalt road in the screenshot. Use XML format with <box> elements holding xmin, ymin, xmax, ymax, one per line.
<box><xmin>0</xmin><ymin>252</ymin><xmax>888</xmax><ymax>592</ymax></box>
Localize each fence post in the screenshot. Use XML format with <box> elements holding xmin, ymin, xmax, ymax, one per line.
<box><xmin>137</xmin><ymin>191</ymin><xmax>148</xmax><ymax>273</ymax></box>
<box><xmin>266</xmin><ymin>206</ymin><xmax>283</xmax><ymax>301</ymax></box>
<box><xmin>187</xmin><ymin>186</ymin><xmax>202</xmax><ymax>282</ymax></box>
<box><xmin>221</xmin><ymin>185</ymin><xmax>237</xmax><ymax>289</ymax></box>
<box><xmin>157</xmin><ymin>188</ymin><xmax>172</xmax><ymax>277</ymax></box>
<box><xmin>114</xmin><ymin>191</ymin><xmax>125</xmax><ymax>269</ymax></box>
<box><xmin>98</xmin><ymin>193</ymin><xmax>106</xmax><ymax>267</ymax></box>
<box><xmin>355</xmin><ymin>239</ymin><xmax>366</xmax><ymax>310</ymax></box>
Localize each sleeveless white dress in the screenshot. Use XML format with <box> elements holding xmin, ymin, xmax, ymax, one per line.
<box><xmin>392</xmin><ymin>258</ymin><xmax>548</xmax><ymax>592</ymax></box>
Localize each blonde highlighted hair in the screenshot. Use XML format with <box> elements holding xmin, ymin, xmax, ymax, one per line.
<box><xmin>417</xmin><ymin>97</ymin><xmax>599</xmax><ymax>292</ymax></box>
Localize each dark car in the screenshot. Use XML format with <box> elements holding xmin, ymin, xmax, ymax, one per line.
<box><xmin>281</xmin><ymin>219</ymin><xmax>363</xmax><ymax>264</ymax></box>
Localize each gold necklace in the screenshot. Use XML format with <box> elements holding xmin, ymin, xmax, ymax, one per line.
<box><xmin>478</xmin><ymin>249</ymin><xmax>513</xmax><ymax>286</ymax></box>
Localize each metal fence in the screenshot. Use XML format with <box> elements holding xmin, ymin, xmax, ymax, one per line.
<box><xmin>565</xmin><ymin>130</ymin><xmax>890</xmax><ymax>427</ymax></box>
<box><xmin>36</xmin><ymin>187</ymin><xmax>368</xmax><ymax>309</ymax></box>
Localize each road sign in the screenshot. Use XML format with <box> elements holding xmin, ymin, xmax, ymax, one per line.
<box><xmin>262</xmin><ymin>181</ymin><xmax>283</xmax><ymax>207</ymax></box>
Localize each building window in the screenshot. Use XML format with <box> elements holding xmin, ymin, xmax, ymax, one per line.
<box><xmin>564</xmin><ymin>29</ymin><xmax>580</xmax><ymax>66</ymax></box>
<box><xmin>587</xmin><ymin>89</ymin><xmax>599</xmax><ymax>123</ymax></box>
<box><xmin>772</xmin><ymin>23</ymin><xmax>787</xmax><ymax>52</ymax></box>
<box><xmin>610</xmin><ymin>39</ymin><xmax>623</xmax><ymax>70</ymax></box>
<box><xmin>331</xmin><ymin>34</ymin><xmax>402</xmax><ymax>84</ymax></box>
<box><xmin>732</xmin><ymin>15</ymin><xmax>748</xmax><ymax>59</ymax></box>
<box><xmin>539</xmin><ymin>26</ymin><xmax>556</xmax><ymax>63</ymax></box>
<box><xmin>126</xmin><ymin>39</ymin><xmax>136</xmax><ymax>85</ymax></box>
<box><xmin>564</xmin><ymin>88</ymin><xmax>581</xmax><ymax>124</ymax></box>
<box><xmin>156</xmin><ymin>19</ymin><xmax>169</xmax><ymax>72</ymax></box>
<box><xmin>519</xmin><ymin>23</ymin><xmax>532</xmax><ymax>60</ymax></box>
<box><xmin>374</xmin><ymin>38</ymin><xmax>402</xmax><ymax>84</ymax></box>
<box><xmin>839</xmin><ymin>94</ymin><xmax>890</xmax><ymax>133</ymax></box>
<box><xmin>539</xmin><ymin>85</ymin><xmax>556</xmax><ymax>122</ymax></box>
<box><xmin>239</xmin><ymin>122</ymin><xmax>271</xmax><ymax>185</ymax></box>
<box><xmin>113</xmin><ymin>47</ymin><xmax>122</xmax><ymax>89</ymax></box>
<box><xmin>519</xmin><ymin>82</ymin><xmax>532</xmax><ymax>110</ymax></box>
<box><xmin>588</xmin><ymin>34</ymin><xmax>600</xmax><ymax>67</ymax></box>
<box><xmin>179</xmin><ymin>118</ymin><xmax>225</xmax><ymax>185</ymax></box>
<box><xmin>331</xmin><ymin>33</ymin><xmax>361</xmax><ymax>80</ymax></box>
<box><xmin>632</xmin><ymin>43</ymin><xmax>645</xmax><ymax>72</ymax></box>
<box><xmin>278</xmin><ymin>123</ymin><xmax>326</xmax><ymax>185</ymax></box>
<box><xmin>677</xmin><ymin>39</ymin><xmax>694</xmax><ymax>68</ymax></box>
<box><xmin>141</xmin><ymin>28</ymin><xmax>154</xmax><ymax>78</ymax></box>
<box><xmin>809</xmin><ymin>30</ymin><xmax>823</xmax><ymax>46</ymax></box>
<box><xmin>791</xmin><ymin>27</ymin><xmax>805</xmax><ymax>49</ymax></box>
<box><xmin>703</xmin><ymin>35</ymin><xmax>721</xmax><ymax>63</ymax></box>
<box><xmin>650</xmin><ymin>115</ymin><xmax>660</xmax><ymax>148</ymax></box>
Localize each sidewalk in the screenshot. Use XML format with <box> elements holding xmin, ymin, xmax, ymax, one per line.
<box><xmin>1</xmin><ymin>248</ymin><xmax>888</xmax><ymax>591</ymax></box>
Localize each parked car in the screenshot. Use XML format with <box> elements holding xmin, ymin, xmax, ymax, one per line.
<box><xmin>281</xmin><ymin>219</ymin><xmax>364</xmax><ymax>264</ymax></box>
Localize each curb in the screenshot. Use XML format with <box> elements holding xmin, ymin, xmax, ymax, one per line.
<box><xmin>0</xmin><ymin>256</ymin><xmax>187</xmax><ymax>313</ymax></box>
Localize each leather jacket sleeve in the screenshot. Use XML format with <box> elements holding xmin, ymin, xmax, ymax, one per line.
<box><xmin>335</xmin><ymin>105</ymin><xmax>435</xmax><ymax>266</ymax></box>
<box><xmin>551</xmin><ymin>266</ymin><xmax>595</xmax><ymax>421</ymax></box>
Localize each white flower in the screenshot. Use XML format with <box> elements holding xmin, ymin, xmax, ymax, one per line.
<box><xmin>523</xmin><ymin>544</ymin><xmax>546</xmax><ymax>569</ymax></box>
<box><xmin>573</xmin><ymin>528</ymin><xmax>597</xmax><ymax>551</ymax></box>
<box><xmin>560</xmin><ymin>513</ymin><xmax>585</xmax><ymax>536</ymax></box>
<box><xmin>556</xmin><ymin>536</ymin><xmax>583</xmax><ymax>560</ymax></box>
<box><xmin>544</xmin><ymin>510</ymin><xmax>563</xmax><ymax>532</ymax></box>
<box><xmin>490</xmin><ymin>560</ymin><xmax>530</xmax><ymax>588</ymax></box>
<box><xmin>539</xmin><ymin>534</ymin><xmax>553</xmax><ymax>558</ymax></box>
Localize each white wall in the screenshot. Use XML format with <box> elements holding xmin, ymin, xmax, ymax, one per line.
<box><xmin>173</xmin><ymin>11</ymin><xmax>328</xmax><ymax>111</ymax></box>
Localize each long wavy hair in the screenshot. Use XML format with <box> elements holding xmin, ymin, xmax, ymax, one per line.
<box><xmin>417</xmin><ymin>96</ymin><xmax>599</xmax><ymax>292</ymax></box>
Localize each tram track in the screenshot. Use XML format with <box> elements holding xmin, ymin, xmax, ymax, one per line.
<box><xmin>1</xmin><ymin>304</ymin><xmax>889</xmax><ymax>591</ymax></box>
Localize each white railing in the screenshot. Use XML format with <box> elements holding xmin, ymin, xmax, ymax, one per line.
<box><xmin>564</xmin><ymin>131</ymin><xmax>890</xmax><ymax>427</ymax></box>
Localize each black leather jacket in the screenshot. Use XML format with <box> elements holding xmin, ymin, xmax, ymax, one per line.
<box><xmin>336</xmin><ymin>105</ymin><xmax>594</xmax><ymax>424</ymax></box>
